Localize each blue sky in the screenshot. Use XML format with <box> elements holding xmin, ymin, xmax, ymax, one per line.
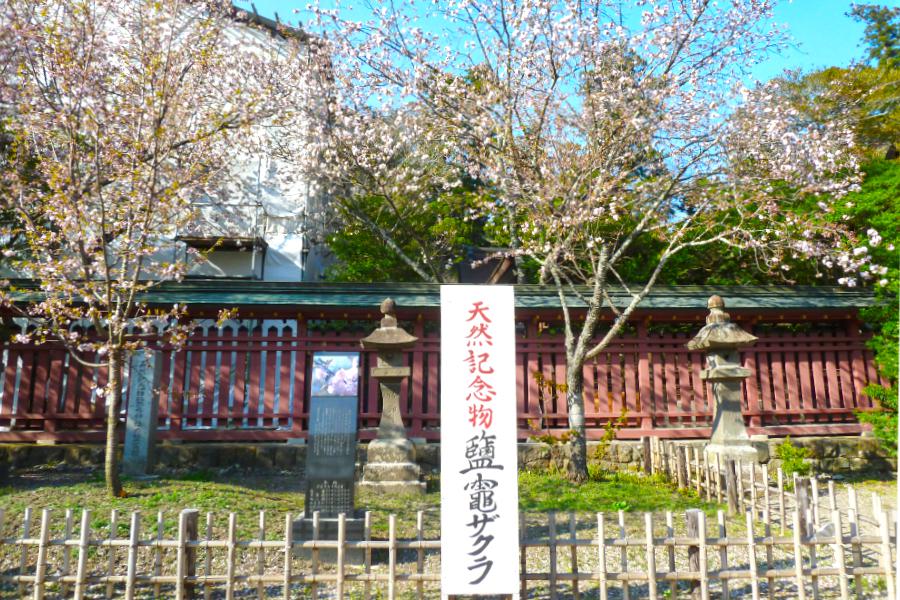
<box><xmin>243</xmin><ymin>0</ymin><xmax>882</xmax><ymax>81</ymax></box>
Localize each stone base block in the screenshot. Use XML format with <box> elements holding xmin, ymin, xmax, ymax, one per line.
<box><xmin>362</xmin><ymin>461</ymin><xmax>421</xmax><ymax>481</ymax></box>
<box><xmin>358</xmin><ymin>480</ymin><xmax>427</xmax><ymax>495</ymax></box>
<box><xmin>367</xmin><ymin>438</ymin><xmax>415</xmax><ymax>463</ymax></box>
<box><xmin>705</xmin><ymin>442</ymin><xmax>764</xmax><ymax>463</ymax></box>
<box><xmin>293</xmin><ymin>512</ymin><xmax>366</xmax><ymax>564</ymax></box>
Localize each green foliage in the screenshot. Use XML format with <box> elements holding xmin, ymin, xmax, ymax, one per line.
<box><xmin>775</xmin><ymin>437</ymin><xmax>813</xmax><ymax>478</ymax></box>
<box><xmin>851</xmin><ymin>4</ymin><xmax>900</xmax><ymax>68</ymax></box>
<box><xmin>858</xmin><ymin>383</ymin><xmax>898</xmax><ymax>457</ymax></box>
<box><xmin>592</xmin><ymin>410</ymin><xmax>629</xmax><ymax>465</ymax></box>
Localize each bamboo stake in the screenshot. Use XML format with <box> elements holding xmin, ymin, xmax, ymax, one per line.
<box><xmin>619</xmin><ymin>510</ymin><xmax>630</xmax><ymax>600</ymax></box>
<box><xmin>205</xmin><ymin>513</ymin><xmax>213</xmax><ymax>600</ymax></box>
<box><xmin>570</xmin><ymin>512</ymin><xmax>580</xmax><ymax>600</ymax></box>
<box><xmin>736</xmin><ymin>459</ymin><xmax>745</xmax><ymax>513</ymax></box>
<box><xmin>256</xmin><ymin>511</ymin><xmax>265</xmax><ymax>600</ymax></box>
<box><xmin>336</xmin><ymin>513</ymin><xmax>346</xmax><ymax>599</ymax></box>
<box><xmin>549</xmin><ymin>512</ymin><xmax>558</xmax><ymax>600</ymax></box>
<box><xmin>520</xmin><ymin>512</ymin><xmax>527</xmax><ymax>600</ymax></box>
<box><xmin>364</xmin><ymin>511</ymin><xmax>372</xmax><ymax>600</ymax></box>
<box><xmin>686</xmin><ymin>509</ymin><xmax>701</xmax><ymax>600</ymax></box>
<box><xmin>107</xmin><ymin>509</ymin><xmax>118</xmax><ymax>599</ymax></box>
<box><xmin>878</xmin><ymin>510</ymin><xmax>895</xmax><ymax>600</ymax></box>
<box><xmin>830</xmin><ymin>507</ymin><xmax>849</xmax><ymax>600</ymax></box>
<box><xmin>18</xmin><ymin>506</ymin><xmax>32</xmax><ymax>599</ymax></box>
<box><xmin>154</xmin><ymin>511</ymin><xmax>163</xmax><ymax>598</ymax></box>
<box><xmin>124</xmin><ymin>512</ymin><xmax>140</xmax><ymax>600</ymax></box>
<box><xmin>283</xmin><ymin>513</ymin><xmax>292</xmax><ymax>600</ymax></box>
<box><xmin>32</xmin><ymin>509</ymin><xmax>50</xmax><ymax>600</ymax></box>
<box><xmin>717</xmin><ymin>510</ymin><xmax>729</xmax><ymax>599</ymax></box>
<box><xmin>698</xmin><ymin>510</ymin><xmax>709</xmax><ymax>600</ymax></box>
<box><xmin>225</xmin><ymin>513</ymin><xmax>237</xmax><ymax>600</ymax></box>
<box><xmin>694</xmin><ymin>447</ymin><xmax>702</xmax><ymax>496</ymax></box>
<box><xmin>703</xmin><ymin>451</ymin><xmax>712</xmax><ymax>502</ymax></box>
<box><xmin>176</xmin><ymin>509</ymin><xmax>187</xmax><ymax>600</ymax></box>
<box><xmin>665</xmin><ymin>511</ymin><xmax>675</xmax><ymax>596</ymax></box>
<box><xmin>310</xmin><ymin>511</ymin><xmax>319</xmax><ymax>600</ymax></box>
<box><xmin>746</xmin><ymin>511</ymin><xmax>759</xmax><ymax>600</ymax></box>
<box><xmin>388</xmin><ymin>514</ymin><xmax>397</xmax><ymax>600</ymax></box>
<box><xmin>810</xmin><ymin>478</ymin><xmax>820</xmax><ymax>530</ymax></box>
<box><xmin>763</xmin><ymin>509</ymin><xmax>775</xmax><ymax>600</ymax></box>
<box><xmin>74</xmin><ymin>510</ymin><xmax>90</xmax><ymax>600</ymax></box>
<box><xmin>644</xmin><ymin>513</ymin><xmax>657</xmax><ymax>600</ymax></box>
<box><xmin>847</xmin><ymin>489</ymin><xmax>863</xmax><ymax>597</ymax></box>
<box><xmin>749</xmin><ymin>462</ymin><xmax>758</xmax><ymax>518</ymax></box>
<box><xmin>777</xmin><ymin>468</ymin><xmax>785</xmax><ymax>534</ymax></box>
<box><xmin>62</xmin><ymin>509</ymin><xmax>73</xmax><ymax>597</ymax></box>
<box><xmin>417</xmin><ymin>511</ymin><xmax>425</xmax><ymax>600</ymax></box>
<box><xmin>597</xmin><ymin>513</ymin><xmax>607</xmax><ymax>600</ymax></box>
<box><xmin>762</xmin><ymin>467</ymin><xmax>770</xmax><ymax>527</ymax></box>
<box><xmin>827</xmin><ymin>481</ymin><xmax>836</xmax><ymax>514</ymax></box>
<box><xmin>792</xmin><ymin>508</ymin><xmax>806</xmax><ymax>600</ymax></box>
<box><xmin>713</xmin><ymin>452</ymin><xmax>722</xmax><ymax>503</ymax></box>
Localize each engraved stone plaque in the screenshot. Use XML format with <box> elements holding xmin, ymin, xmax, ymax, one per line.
<box><xmin>123</xmin><ymin>351</ymin><xmax>161</xmax><ymax>476</ymax></box>
<box><xmin>305</xmin><ymin>352</ymin><xmax>360</xmax><ymax>518</ymax></box>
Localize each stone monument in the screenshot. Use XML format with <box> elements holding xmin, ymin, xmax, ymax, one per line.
<box><xmin>123</xmin><ymin>351</ymin><xmax>162</xmax><ymax>477</ymax></box>
<box><xmin>359</xmin><ymin>299</ymin><xmax>426</xmax><ymax>494</ymax></box>
<box><xmin>294</xmin><ymin>351</ymin><xmax>365</xmax><ymax>560</ymax></box>
<box><xmin>687</xmin><ymin>295</ymin><xmax>764</xmax><ymax>461</ymax></box>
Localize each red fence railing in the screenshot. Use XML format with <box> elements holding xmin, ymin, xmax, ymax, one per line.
<box><xmin>0</xmin><ymin>316</ymin><xmax>886</xmax><ymax>442</ymax></box>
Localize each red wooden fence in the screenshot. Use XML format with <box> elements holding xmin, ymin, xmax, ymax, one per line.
<box><xmin>0</xmin><ymin>316</ymin><xmax>886</xmax><ymax>442</ymax></box>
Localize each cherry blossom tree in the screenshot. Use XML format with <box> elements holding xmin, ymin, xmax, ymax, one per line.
<box><xmin>0</xmin><ymin>0</ymin><xmax>310</xmax><ymax>496</ymax></box>
<box><xmin>300</xmin><ymin>0</ymin><xmax>872</xmax><ymax>480</ymax></box>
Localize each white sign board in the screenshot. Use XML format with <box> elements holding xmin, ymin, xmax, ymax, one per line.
<box><xmin>440</xmin><ymin>285</ymin><xmax>519</xmax><ymax>597</ymax></box>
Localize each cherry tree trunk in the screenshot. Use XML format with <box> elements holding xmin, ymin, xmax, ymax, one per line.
<box><xmin>566</xmin><ymin>363</ymin><xmax>589</xmax><ymax>483</ymax></box>
<box><xmin>105</xmin><ymin>349</ymin><xmax>124</xmax><ymax>497</ymax></box>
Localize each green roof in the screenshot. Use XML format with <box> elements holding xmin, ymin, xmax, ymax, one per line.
<box><xmin>3</xmin><ymin>280</ymin><xmax>868</xmax><ymax>311</ymax></box>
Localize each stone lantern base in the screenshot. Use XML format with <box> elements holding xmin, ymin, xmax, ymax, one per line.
<box><xmin>359</xmin><ymin>438</ymin><xmax>426</xmax><ymax>495</ymax></box>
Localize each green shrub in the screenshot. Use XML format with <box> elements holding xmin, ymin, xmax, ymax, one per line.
<box><xmin>775</xmin><ymin>436</ymin><xmax>812</xmax><ymax>478</ymax></box>
<box><xmin>857</xmin><ymin>383</ymin><xmax>898</xmax><ymax>458</ymax></box>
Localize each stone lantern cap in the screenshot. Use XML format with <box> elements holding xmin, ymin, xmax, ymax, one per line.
<box><xmin>360</xmin><ymin>298</ymin><xmax>419</xmax><ymax>350</ymax></box>
<box><xmin>686</xmin><ymin>295</ymin><xmax>758</xmax><ymax>351</ymax></box>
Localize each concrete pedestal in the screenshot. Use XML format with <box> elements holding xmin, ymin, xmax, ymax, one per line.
<box><xmin>293</xmin><ymin>511</ymin><xmax>366</xmax><ymax>563</ymax></box>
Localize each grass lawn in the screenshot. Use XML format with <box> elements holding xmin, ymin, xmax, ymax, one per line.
<box><xmin>0</xmin><ymin>467</ymin><xmax>719</xmax><ymax>541</ymax></box>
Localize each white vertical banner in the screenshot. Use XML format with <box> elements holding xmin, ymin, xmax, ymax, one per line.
<box><xmin>440</xmin><ymin>285</ymin><xmax>519</xmax><ymax>598</ymax></box>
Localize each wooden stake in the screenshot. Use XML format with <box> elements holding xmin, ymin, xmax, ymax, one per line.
<box><xmin>225</xmin><ymin>513</ymin><xmax>237</xmax><ymax>600</ymax></box>
<box><xmin>724</xmin><ymin>460</ymin><xmax>739</xmax><ymax>515</ymax></box>
<box><xmin>665</xmin><ymin>511</ymin><xmax>675</xmax><ymax>595</ymax></box>
<box><xmin>310</xmin><ymin>511</ymin><xmax>319</xmax><ymax>600</ymax></box>
<box><xmin>791</xmin><ymin>508</ymin><xmax>806</xmax><ymax>600</ymax></box>
<box><xmin>125</xmin><ymin>512</ymin><xmax>140</xmax><ymax>600</ymax></box>
<box><xmin>388</xmin><ymin>514</ymin><xmax>397</xmax><ymax>600</ymax></box>
<box><xmin>283</xmin><ymin>513</ymin><xmax>292</xmax><ymax>600</ymax></box>
<box><xmin>597</xmin><ymin>513</ymin><xmax>607</xmax><ymax>600</ymax></box>
<box><xmin>777</xmin><ymin>468</ymin><xmax>785</xmax><ymax>535</ymax></box>
<box><xmin>570</xmin><ymin>512</ymin><xmax>580</xmax><ymax>600</ymax></box>
<box><xmin>19</xmin><ymin>506</ymin><xmax>32</xmax><ymax>599</ymax></box>
<box><xmin>154</xmin><ymin>511</ymin><xmax>163</xmax><ymax>598</ymax></box>
<box><xmin>417</xmin><ymin>511</ymin><xmax>425</xmax><ymax>600</ymax></box>
<box><xmin>336</xmin><ymin>513</ymin><xmax>346</xmax><ymax>599</ymax></box>
<box><xmin>32</xmin><ymin>509</ymin><xmax>51</xmax><ymax>600</ymax></box>
<box><xmin>830</xmin><ymin>508</ymin><xmax>849</xmax><ymax>600</ymax></box>
<box><xmin>619</xmin><ymin>510</ymin><xmax>630</xmax><ymax>600</ymax></box>
<box><xmin>686</xmin><ymin>509</ymin><xmax>702</xmax><ymax>600</ymax></box>
<box><xmin>763</xmin><ymin>509</ymin><xmax>775</xmax><ymax>600</ymax></box>
<box><xmin>644</xmin><ymin>513</ymin><xmax>657</xmax><ymax>600</ymax></box>
<box><xmin>62</xmin><ymin>509</ymin><xmax>73</xmax><ymax>597</ymax></box>
<box><xmin>74</xmin><ymin>510</ymin><xmax>90</xmax><ymax>600</ymax></box>
<box><xmin>717</xmin><ymin>510</ymin><xmax>729</xmax><ymax>599</ymax></box>
<box><xmin>847</xmin><ymin>490</ymin><xmax>862</xmax><ymax>597</ymax></box>
<box><xmin>520</xmin><ymin>512</ymin><xmax>527</xmax><ymax>600</ymax></box>
<box><xmin>549</xmin><ymin>512</ymin><xmax>558</xmax><ymax>600</ymax></box>
<box><xmin>746</xmin><ymin>511</ymin><xmax>759</xmax><ymax>600</ymax></box>
<box><xmin>256</xmin><ymin>511</ymin><xmax>265</xmax><ymax>600</ymax></box>
<box><xmin>107</xmin><ymin>509</ymin><xmax>118</xmax><ymax>599</ymax></box>
<box><xmin>878</xmin><ymin>510</ymin><xmax>895</xmax><ymax>600</ymax></box>
<box><xmin>205</xmin><ymin>513</ymin><xmax>213</xmax><ymax>600</ymax></box>
<box><xmin>364</xmin><ymin>511</ymin><xmax>372</xmax><ymax>600</ymax></box>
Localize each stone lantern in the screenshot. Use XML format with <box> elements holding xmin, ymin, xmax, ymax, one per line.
<box><xmin>358</xmin><ymin>299</ymin><xmax>426</xmax><ymax>494</ymax></box>
<box><xmin>687</xmin><ymin>295</ymin><xmax>762</xmax><ymax>461</ymax></box>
